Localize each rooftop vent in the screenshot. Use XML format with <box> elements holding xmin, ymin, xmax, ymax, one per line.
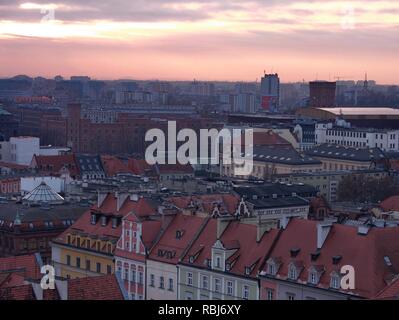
<box><xmin>310</xmin><ymin>252</ymin><xmax>320</xmax><ymax>261</ymax></box>
<box><xmin>290</xmin><ymin>247</ymin><xmax>300</xmax><ymax>258</ymax></box>
<box><xmin>332</xmin><ymin>255</ymin><xmax>342</xmax><ymax>265</ymax></box>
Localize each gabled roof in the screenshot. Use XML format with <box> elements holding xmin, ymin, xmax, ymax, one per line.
<box><xmin>380</xmin><ymin>195</ymin><xmax>399</xmax><ymax>212</ymax></box>
<box><xmin>149</xmin><ymin>214</ymin><xmax>206</xmax><ymax>264</ymax></box>
<box><xmin>264</xmin><ymin>218</ymin><xmax>399</xmax><ymax>298</ymax></box>
<box><xmin>100</xmin><ymin>155</ymin><xmax>133</xmax><ymax>177</ymax></box>
<box><xmin>375</xmin><ymin>277</ymin><xmax>399</xmax><ymax>300</ymax></box>
<box><xmin>127</xmin><ymin>158</ymin><xmax>154</xmax><ymax>176</ymax></box>
<box><xmin>67</xmin><ymin>274</ymin><xmax>126</xmax><ymax>300</ymax></box>
<box><xmin>251</xmin><ymin>146</ymin><xmax>321</xmax><ymax>165</ymax></box>
<box><xmin>182</xmin><ymin>219</ymin><xmax>280</xmax><ymax>278</ymax></box>
<box><xmin>75</xmin><ymin>154</ymin><xmax>105</xmax><ymax>175</ymax></box>
<box><xmin>0</xmin><ymin>254</ymin><xmax>42</xmax><ymax>280</ymax></box>
<box><xmin>33</xmin><ymin>154</ymin><xmax>78</xmax><ymax>176</ymax></box>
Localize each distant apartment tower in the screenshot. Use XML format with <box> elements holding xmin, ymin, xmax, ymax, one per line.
<box><xmin>189</xmin><ymin>81</ymin><xmax>215</xmax><ymax>96</ymax></box>
<box><xmin>260</xmin><ymin>73</ymin><xmax>280</xmax><ymax>112</ymax></box>
<box><xmin>309</xmin><ymin>81</ymin><xmax>336</xmax><ymax>108</ymax></box>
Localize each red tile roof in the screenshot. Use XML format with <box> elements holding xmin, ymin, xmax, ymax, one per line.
<box><xmin>0</xmin><ymin>254</ymin><xmax>41</xmax><ymax>280</ymax></box>
<box><xmin>127</xmin><ymin>158</ymin><xmax>153</xmax><ymax>176</ymax></box>
<box><xmin>156</xmin><ymin>163</ymin><xmax>194</xmax><ymax>175</ymax></box>
<box><xmin>33</xmin><ymin>154</ymin><xmax>79</xmax><ymax>177</ymax></box>
<box><xmin>380</xmin><ymin>195</ymin><xmax>399</xmax><ymax>212</ymax></box>
<box><xmin>55</xmin><ymin>193</ymin><xmax>158</xmax><ymax>245</ymax></box>
<box><xmin>265</xmin><ymin>218</ymin><xmax>399</xmax><ymax>298</ymax></box>
<box><xmin>0</xmin><ymin>161</ymin><xmax>29</xmax><ymax>170</ymax></box>
<box><xmin>67</xmin><ymin>274</ymin><xmax>125</xmax><ymax>300</ymax></box>
<box><xmin>375</xmin><ymin>277</ymin><xmax>399</xmax><ymax>300</ymax></box>
<box><xmin>0</xmin><ymin>284</ymin><xmax>35</xmax><ymax>300</ymax></box>
<box><xmin>149</xmin><ymin>214</ymin><xmax>206</xmax><ymax>264</ymax></box>
<box><xmin>182</xmin><ymin>218</ymin><xmax>280</xmax><ymax>278</ymax></box>
<box><xmin>101</xmin><ymin>155</ymin><xmax>133</xmax><ymax>177</ymax></box>
<box><xmin>166</xmin><ymin>194</ymin><xmax>239</xmax><ymax>216</ymax></box>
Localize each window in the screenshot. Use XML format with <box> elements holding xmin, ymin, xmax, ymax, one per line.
<box><xmin>90</xmin><ymin>214</ymin><xmax>96</xmax><ymax>224</ymax></box>
<box><xmin>267</xmin><ymin>289</ymin><xmax>274</xmax><ymax>300</ymax></box>
<box><xmin>214</xmin><ymin>278</ymin><xmax>221</xmax><ymax>293</ymax></box>
<box><xmin>216</xmin><ymin>256</ymin><xmax>221</xmax><ymax>268</ymax></box>
<box><xmin>288</xmin><ymin>265</ymin><xmax>297</xmax><ymax>280</ymax></box>
<box><xmin>330</xmin><ymin>275</ymin><xmax>340</xmax><ymax>289</ymax></box>
<box><xmin>66</xmin><ymin>255</ymin><xmax>71</xmax><ymax>266</ymax></box>
<box><xmin>131</xmin><ymin>269</ymin><xmax>136</xmax><ymax>283</ymax></box>
<box><xmin>227</xmin><ymin>281</ymin><xmax>234</xmax><ymax>296</ymax></box>
<box><xmin>86</xmin><ymin>260</ymin><xmax>91</xmax><ymax>271</ymax></box>
<box><xmin>101</xmin><ymin>216</ymin><xmax>107</xmax><ymax>226</ymax></box>
<box><xmin>160</xmin><ymin>276</ymin><xmax>165</xmax><ymax>289</ymax></box>
<box><xmin>242</xmin><ymin>285</ymin><xmax>249</xmax><ymax>299</ymax></box>
<box><xmin>138</xmin><ymin>271</ymin><xmax>144</xmax><ymax>284</ymax></box>
<box><xmin>76</xmin><ymin>257</ymin><xmax>81</xmax><ymax>268</ymax></box>
<box><xmin>168</xmin><ymin>278</ymin><xmax>174</xmax><ymax>291</ymax></box>
<box><xmin>150</xmin><ymin>274</ymin><xmax>155</xmax><ymax>287</ymax></box>
<box><xmin>309</xmin><ymin>272</ymin><xmax>317</xmax><ymax>284</ymax></box>
<box><xmin>187</xmin><ymin>272</ymin><xmax>193</xmax><ymax>286</ymax></box>
<box><xmin>287</xmin><ymin>293</ymin><xmax>295</xmax><ymax>300</ymax></box>
<box><xmin>124</xmin><ymin>268</ymin><xmax>129</xmax><ymax>280</ymax></box>
<box><xmin>107</xmin><ymin>265</ymin><xmax>112</xmax><ymax>274</ymax></box>
<box><xmin>202</xmin><ymin>275</ymin><xmax>208</xmax><ymax>289</ymax></box>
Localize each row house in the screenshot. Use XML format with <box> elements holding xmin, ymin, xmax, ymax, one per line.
<box><xmin>147</xmin><ymin>214</ymin><xmax>207</xmax><ymax>300</ymax></box>
<box><xmin>51</xmin><ymin>192</ymin><xmax>159</xmax><ymax>279</ymax></box>
<box><xmin>260</xmin><ymin>218</ymin><xmax>399</xmax><ymax>300</ymax></box>
<box><xmin>178</xmin><ymin>217</ymin><xmax>281</xmax><ymax>300</ymax></box>
<box><xmin>114</xmin><ymin>212</ymin><xmax>163</xmax><ymax>300</ymax></box>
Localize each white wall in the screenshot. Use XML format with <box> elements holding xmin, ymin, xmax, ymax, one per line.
<box><xmin>39</xmin><ymin>147</ymin><xmax>70</xmax><ymax>156</ymax></box>
<box><xmin>146</xmin><ymin>260</ymin><xmax>178</xmax><ymax>300</ymax></box>
<box><xmin>10</xmin><ymin>137</ymin><xmax>40</xmax><ymax>165</ymax></box>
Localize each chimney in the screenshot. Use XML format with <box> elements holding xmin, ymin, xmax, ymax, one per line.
<box><xmin>97</xmin><ymin>192</ymin><xmax>107</xmax><ymax>208</ymax></box>
<box><xmin>216</xmin><ymin>217</ymin><xmax>230</xmax><ymax>239</ymax></box>
<box><xmin>116</xmin><ymin>193</ymin><xmax>129</xmax><ymax>211</ymax></box>
<box><xmin>317</xmin><ymin>222</ymin><xmax>332</xmax><ymax>249</ymax></box>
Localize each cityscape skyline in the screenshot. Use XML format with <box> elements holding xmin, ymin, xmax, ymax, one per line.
<box><xmin>0</xmin><ymin>0</ymin><xmax>398</xmax><ymax>83</ymax></box>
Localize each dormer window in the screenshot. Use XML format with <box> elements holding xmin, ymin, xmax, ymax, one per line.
<box><xmin>309</xmin><ymin>272</ymin><xmax>317</xmax><ymax>285</ymax></box>
<box><xmin>288</xmin><ymin>265</ymin><xmax>297</xmax><ymax>280</ymax></box>
<box><xmin>268</xmin><ymin>263</ymin><xmax>275</xmax><ymax>276</ymax></box>
<box><xmin>112</xmin><ymin>217</ymin><xmax>117</xmax><ymax>229</ymax></box>
<box><xmin>245</xmin><ymin>267</ymin><xmax>251</xmax><ymax>275</ymax></box>
<box><xmin>101</xmin><ymin>216</ymin><xmax>107</xmax><ymax>226</ymax></box>
<box><xmin>91</xmin><ymin>214</ymin><xmax>96</xmax><ymax>225</ymax></box>
<box><xmin>225</xmin><ymin>263</ymin><xmax>231</xmax><ymax>271</ymax></box>
<box><xmin>330</xmin><ymin>272</ymin><xmax>341</xmax><ymax>289</ymax></box>
<box><xmin>215</xmin><ymin>256</ymin><xmax>221</xmax><ymax>268</ymax></box>
<box><xmin>189</xmin><ymin>256</ymin><xmax>194</xmax><ymax>264</ymax></box>
<box><xmin>206</xmin><ymin>259</ymin><xmax>212</xmax><ymax>268</ymax></box>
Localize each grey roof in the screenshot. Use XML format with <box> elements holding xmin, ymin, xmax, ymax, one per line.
<box><xmin>234</xmin><ymin>183</ymin><xmax>317</xmax><ymax>199</ymax></box>
<box><xmin>22</xmin><ymin>181</ymin><xmax>64</xmax><ymax>204</ymax></box>
<box><xmin>305</xmin><ymin>144</ymin><xmax>386</xmax><ymax>162</ymax></box>
<box><xmin>249</xmin><ymin>146</ymin><xmax>321</xmax><ymax>165</ymax></box>
<box><xmin>249</xmin><ymin>196</ymin><xmax>309</xmax><ymax>209</ymax></box>
<box><xmin>76</xmin><ymin>154</ymin><xmax>105</xmax><ymax>174</ymax></box>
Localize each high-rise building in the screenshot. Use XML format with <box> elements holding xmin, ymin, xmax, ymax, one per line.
<box><xmin>309</xmin><ymin>81</ymin><xmax>336</xmax><ymax>108</ymax></box>
<box><xmin>260</xmin><ymin>73</ymin><xmax>280</xmax><ymax>112</ymax></box>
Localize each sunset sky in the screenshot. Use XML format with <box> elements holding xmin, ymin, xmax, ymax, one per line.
<box><xmin>0</xmin><ymin>0</ymin><xmax>398</xmax><ymax>83</ymax></box>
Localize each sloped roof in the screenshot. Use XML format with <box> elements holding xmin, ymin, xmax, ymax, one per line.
<box><xmin>22</xmin><ymin>181</ymin><xmax>64</xmax><ymax>204</ymax></box>
<box><xmin>380</xmin><ymin>195</ymin><xmax>399</xmax><ymax>212</ymax></box>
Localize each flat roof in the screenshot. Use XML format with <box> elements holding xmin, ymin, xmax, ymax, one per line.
<box><xmin>318</xmin><ymin>107</ymin><xmax>399</xmax><ymax>116</ymax></box>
